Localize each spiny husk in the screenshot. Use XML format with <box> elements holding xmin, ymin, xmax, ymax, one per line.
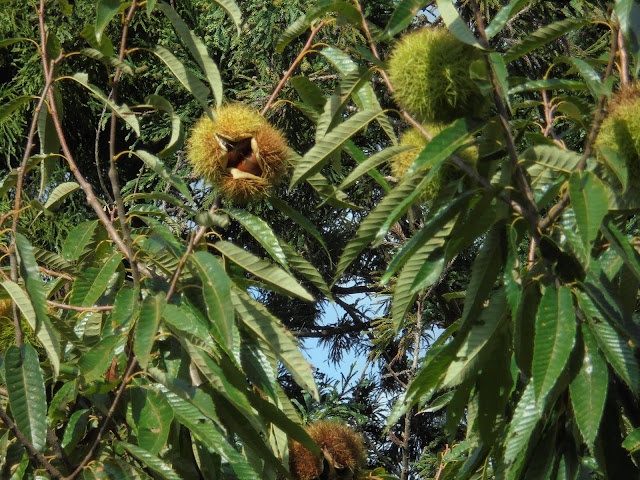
<box><xmin>289</xmin><ymin>421</ymin><xmax>366</xmax><ymax>480</ymax></box>
<box><xmin>392</xmin><ymin>124</ymin><xmax>478</xmax><ymax>207</ymax></box>
<box><xmin>388</xmin><ymin>28</ymin><xmax>484</xmax><ymax>123</ymax></box>
<box><xmin>186</xmin><ymin>104</ymin><xmax>289</xmax><ymax>202</ymax></box>
<box><xmin>595</xmin><ymin>84</ymin><xmax>640</xmax><ymax>188</ymax></box>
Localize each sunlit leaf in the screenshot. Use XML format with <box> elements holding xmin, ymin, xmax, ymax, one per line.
<box><xmin>4</xmin><ymin>345</ymin><xmax>47</xmax><ymax>452</ymax></box>
<box><xmin>135</xmin><ymin>294</ymin><xmax>165</xmax><ymax>369</ymax></box>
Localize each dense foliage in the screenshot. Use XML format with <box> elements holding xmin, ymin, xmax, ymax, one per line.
<box><xmin>1</xmin><ymin>0</ymin><xmax>640</xmax><ymax>479</ymax></box>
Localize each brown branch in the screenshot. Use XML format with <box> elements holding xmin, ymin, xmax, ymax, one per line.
<box><xmin>539</xmin><ymin>29</ymin><xmax>618</xmax><ymax>232</ymax></box>
<box><xmin>64</xmin><ymin>356</ymin><xmax>138</xmax><ymax>480</ymax></box>
<box><xmin>46</xmin><ymin>301</ymin><xmax>113</xmax><ymax>312</ymax></box>
<box><xmin>618</xmin><ymin>27</ymin><xmax>629</xmax><ymax>88</ymax></box>
<box><xmin>471</xmin><ymin>0</ymin><xmax>540</xmax><ymax>236</ymax></box>
<box><xmin>165</xmin><ymin>195</ymin><xmax>222</xmax><ymax>302</ymax></box>
<box><xmin>261</xmin><ymin>21</ymin><xmax>326</xmax><ymax>116</ymax></box>
<box><xmin>0</xmin><ymin>406</ymin><xmax>64</xmax><ymax>479</ymax></box>
<box><xmin>108</xmin><ymin>0</ymin><xmax>140</xmax><ymax>285</ymax></box>
<box><xmin>39</xmin><ymin>266</ymin><xmax>73</xmax><ymax>281</ymax></box>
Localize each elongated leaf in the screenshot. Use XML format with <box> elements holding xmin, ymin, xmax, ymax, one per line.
<box><xmin>279</xmin><ymin>241</ymin><xmax>332</xmax><ymax>299</ymax></box>
<box><xmin>41</xmin><ymin>182</ymin><xmax>79</xmax><ymax>212</ymax></box>
<box><xmin>600</xmin><ymin>218</ymin><xmax>640</xmax><ymax>283</ymax></box>
<box><xmin>143</xmin><ymin>94</ymin><xmax>184</xmax><ymax>158</ymax></box>
<box><xmin>62</xmin><ymin>409</ymin><xmax>90</xmax><ymax>453</ymax></box>
<box><xmin>502</xmin><ymin>383</ymin><xmax>542</xmax><ymax>475</ymax></box>
<box><xmin>532</xmin><ymin>286</ymin><xmax>576</xmax><ymax>402</ymax></box>
<box><xmin>135</xmin><ymin>294</ymin><xmax>165</xmax><ymax>369</ymax></box>
<box><xmin>276</xmin><ymin>0</ymin><xmax>360</xmax><ymax>53</ymax></box>
<box><xmin>568</xmin><ymin>171</ymin><xmax>608</xmax><ymax>253</ymax></box>
<box><xmin>383</xmin><ymin>0</ymin><xmax>428</xmax><ymax>38</ymax></box>
<box><xmin>291</xmin><ymin>76</ymin><xmax>326</xmax><ymax>112</ymax></box>
<box><xmin>152</xmin><ymin>381</ymin><xmax>259</xmax><ymax>479</ymax></box>
<box><xmin>62</xmin><ymin>220</ymin><xmax>99</xmax><ymax>261</ymax></box>
<box><xmin>78</xmin><ymin>334</ymin><xmax>121</xmax><ymax>383</ymax></box>
<box><xmin>437</xmin><ymin>0</ymin><xmax>485</xmax><ymax>48</ymax></box>
<box><xmin>15</xmin><ymin>234</ymin><xmax>60</xmax><ymax>377</ymax></box>
<box><xmin>0</xmin><ymin>96</ymin><xmax>38</xmax><ymax>123</ymax></box>
<box><xmin>231</xmin><ymin>290</ymin><xmax>318</xmax><ymax>400</ymax></box>
<box><xmin>317</xmin><ymin>67</ymin><xmax>374</xmax><ymax>138</ymax></box>
<box><xmin>522</xmin><ymin>144</ymin><xmax>581</xmax><ymax>194</ymax></box>
<box><xmin>96</xmin><ymin>0</ymin><xmax>122</xmax><ymax>41</ymax></box>
<box><xmin>119</xmin><ymin>442</ymin><xmax>181</xmax><ymax>480</ymax></box>
<box><xmin>66</xmin><ymin>73</ymin><xmax>140</xmax><ymax>135</ymax></box>
<box><xmin>158</xmin><ymin>1</ymin><xmax>224</xmax><ymax>107</ymax></box>
<box><xmin>4</xmin><ymin>345</ymin><xmax>47</xmax><ymax>452</ymax></box>
<box><xmin>443</xmin><ymin>291</ymin><xmax>508</xmax><ymax>387</ymax></box>
<box><xmin>80</xmin><ymin>48</ymin><xmax>133</xmax><ymax>75</ymax></box>
<box><xmin>151</xmin><ymin>46</ymin><xmax>212</xmax><ymax>117</ymax></box>
<box><xmin>504</xmin><ymin>18</ymin><xmax>588</xmax><ymax>63</ymax></box>
<box><xmin>78</xmin><ymin>252</ymin><xmax>122</xmax><ymax>307</ymax></box>
<box><xmin>290</xmin><ymin>108</ymin><xmax>384</xmax><ymax>187</ymax></box>
<box><xmin>214</xmin><ymin>241</ymin><xmax>313</xmax><ymax>301</ymax></box>
<box><xmin>570</xmin><ymin>324</ymin><xmax>608</xmax><ymax>449</ymax></box>
<box><xmin>576</xmin><ymin>290</ymin><xmax>639</xmax><ymax>392</ymax></box>
<box><xmin>189</xmin><ymin>251</ymin><xmax>235</xmax><ymax>349</ymax></box>
<box><xmin>459</xmin><ymin>224</ymin><xmax>505</xmax><ymax>326</ymax></box>
<box><xmin>134</xmin><ymin>150</ymin><xmax>193</xmax><ymax>202</ymax></box>
<box><xmin>211</xmin><ymin>0</ymin><xmax>242</xmax><ymax>32</ymax></box>
<box><xmin>267</xmin><ymin>195</ymin><xmax>331</xmax><ymax>261</ymax></box>
<box><xmin>0</xmin><ymin>169</ymin><xmax>18</xmax><ymax>197</ymax></box>
<box><xmin>334</xmin><ymin>173</ymin><xmax>424</xmax><ymax>283</ymax></box>
<box><xmin>485</xmin><ymin>0</ymin><xmax>529</xmax><ymax>38</ymax></box>
<box><xmin>508</xmin><ymin>78</ymin><xmax>589</xmax><ymax>94</ymax></box>
<box><xmin>223</xmin><ymin>208</ymin><xmax>289</xmax><ymax>270</ymax></box>
<box><xmin>131</xmin><ymin>387</ymin><xmax>174</xmax><ymax>455</ymax></box>
<box><xmin>554</xmin><ymin>56</ymin><xmax>608</xmax><ymax>99</ymax></box>
<box><xmin>338</xmin><ymin>145</ymin><xmax>412</xmax><ymax>192</ymax></box>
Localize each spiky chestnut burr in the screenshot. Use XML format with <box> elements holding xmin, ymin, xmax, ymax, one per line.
<box><xmin>186</xmin><ymin>104</ymin><xmax>289</xmax><ymax>202</ymax></box>
<box><xmin>391</xmin><ymin>124</ymin><xmax>478</xmax><ymax>207</ymax></box>
<box><xmin>289</xmin><ymin>421</ymin><xmax>366</xmax><ymax>480</ymax></box>
<box><xmin>388</xmin><ymin>28</ymin><xmax>484</xmax><ymax>123</ymax></box>
<box><xmin>595</xmin><ymin>84</ymin><xmax>640</xmax><ymax>188</ymax></box>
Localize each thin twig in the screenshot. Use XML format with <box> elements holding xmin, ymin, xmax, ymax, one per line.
<box><xmin>618</xmin><ymin>27</ymin><xmax>629</xmax><ymax>88</ymax></box>
<box><xmin>539</xmin><ymin>29</ymin><xmax>618</xmax><ymax>232</ymax></box>
<box><xmin>108</xmin><ymin>0</ymin><xmax>140</xmax><ymax>285</ymax></box>
<box><xmin>261</xmin><ymin>21</ymin><xmax>326</xmax><ymax>115</ymax></box>
<box><xmin>64</xmin><ymin>356</ymin><xmax>138</xmax><ymax>480</ymax></box>
<box><xmin>46</xmin><ymin>300</ymin><xmax>114</xmax><ymax>312</ymax></box>
<box><xmin>165</xmin><ymin>195</ymin><xmax>222</xmax><ymax>302</ymax></box>
<box><xmin>0</xmin><ymin>406</ymin><xmax>64</xmax><ymax>479</ymax></box>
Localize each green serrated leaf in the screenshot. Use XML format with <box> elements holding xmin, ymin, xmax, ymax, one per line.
<box><xmin>532</xmin><ymin>286</ymin><xmax>576</xmax><ymax>402</ymax></box>
<box><xmin>4</xmin><ymin>345</ymin><xmax>47</xmax><ymax>452</ymax></box>
<box><xmin>133</xmin><ymin>150</ymin><xmax>193</xmax><ymax>202</ymax></box>
<box><xmin>437</xmin><ymin>0</ymin><xmax>485</xmax><ymax>48</ymax></box>
<box><xmin>62</xmin><ymin>220</ymin><xmax>99</xmax><ymax>261</ymax></box>
<box><xmin>290</xmin><ymin>108</ymin><xmax>384</xmax><ymax>187</ymax></box>
<box><xmin>570</xmin><ymin>324</ymin><xmax>608</xmax><ymax>449</ymax></box>
<box><xmin>151</xmin><ymin>46</ymin><xmax>212</xmax><ymax>118</ymax></box>
<box><xmin>135</xmin><ymin>294</ymin><xmax>165</xmax><ymax>369</ymax></box>
<box><xmin>96</xmin><ymin>0</ymin><xmax>122</xmax><ymax>42</ymax></box>
<box><xmin>502</xmin><ymin>383</ymin><xmax>542</xmax><ymax>476</ymax></box>
<box><xmin>189</xmin><ymin>251</ymin><xmax>235</xmax><ymax>349</ymax></box>
<box><xmin>214</xmin><ymin>241</ymin><xmax>313</xmax><ymax>301</ymax></box>
<box><xmin>0</xmin><ymin>96</ymin><xmax>38</xmax><ymax>124</ymax></box>
<box><xmin>231</xmin><ymin>290</ymin><xmax>318</xmax><ymax>400</ymax></box>
<box><xmin>119</xmin><ymin>442</ymin><xmax>182</xmax><ymax>480</ymax></box>
<box><xmin>223</xmin><ymin>208</ymin><xmax>289</xmax><ymax>270</ymax></box>
<box><xmin>131</xmin><ymin>387</ymin><xmax>174</xmax><ymax>455</ymax></box>
<box><xmin>509</xmin><ymin>78</ymin><xmax>589</xmax><ymax>95</ymax></box>
<box><xmin>143</xmin><ymin>94</ymin><xmax>184</xmax><ymax>159</ymax></box>
<box><xmin>80</xmin><ymin>48</ymin><xmax>133</xmax><ymax>75</ymax></box>
<box><xmin>158</xmin><ymin>2</ymin><xmax>224</xmax><ymax>107</ymax></box>
<box><xmin>15</xmin><ymin>233</ymin><xmax>60</xmax><ymax>378</ymax></box>
<box><xmin>66</xmin><ymin>73</ymin><xmax>140</xmax><ymax>135</ymax></box>
<box><xmin>568</xmin><ymin>171</ymin><xmax>608</xmax><ymax>253</ymax></box>
<box><xmin>485</xmin><ymin>0</ymin><xmax>529</xmax><ymax>38</ymax></box>
<box><xmin>504</xmin><ymin>18</ymin><xmax>589</xmax><ymax>63</ymax></box>
<box><xmin>78</xmin><ymin>334</ymin><xmax>121</xmax><ymax>383</ymax></box>
<box><xmin>383</xmin><ymin>0</ymin><xmax>428</xmax><ymax>38</ymax></box>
